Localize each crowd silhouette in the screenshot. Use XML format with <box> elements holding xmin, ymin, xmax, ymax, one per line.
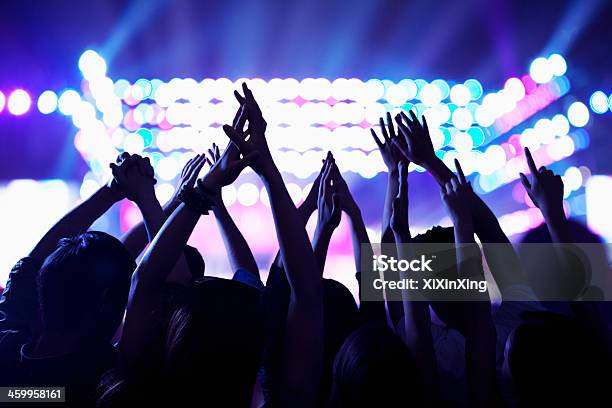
<box><xmin>0</xmin><ymin>83</ymin><xmax>610</xmax><ymax>407</ymax></box>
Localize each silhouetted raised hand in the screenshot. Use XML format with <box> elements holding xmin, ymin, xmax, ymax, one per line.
<box><xmin>393</xmin><ymin>111</ymin><xmax>436</xmax><ymax>166</ymax></box>
<box><xmin>440</xmin><ymin>159</ymin><xmax>474</xmax><ymax>230</ymax></box>
<box><xmin>223</xmin><ymin>83</ymin><xmax>274</xmax><ymax>177</ymax></box>
<box><xmin>317</xmin><ymin>159</ymin><xmax>341</xmax><ymax>231</ymax></box>
<box><xmin>110</xmin><ymin>153</ymin><xmax>156</xmax><ymax>205</ymax></box>
<box><xmin>371</xmin><ymin>112</ymin><xmax>406</xmax><ymax>171</ymax></box>
<box><xmin>168</xmin><ymin>153</ymin><xmax>207</xmax><ymax>208</ymax></box>
<box><xmin>519</xmin><ymin>147</ymin><xmax>564</xmax><ymax>218</ymax></box>
<box><xmin>198</xmin><ymin>142</ymin><xmax>258</xmax><ymax>194</ymax></box>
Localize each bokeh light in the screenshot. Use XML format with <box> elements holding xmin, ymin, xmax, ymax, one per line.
<box><xmin>78</xmin><ymin>50</ymin><xmax>107</xmax><ymax>81</ymax></box>
<box><xmin>420</xmin><ymin>83</ymin><xmax>442</xmax><ymax>106</ymax></box>
<box><xmin>589</xmin><ymin>91</ymin><xmax>609</xmax><ymax>114</ymax></box>
<box><xmin>7</xmin><ymin>89</ymin><xmax>31</xmax><ymax>115</ymax></box>
<box><xmin>0</xmin><ymin>91</ymin><xmax>5</xmax><ymax>113</ymax></box>
<box><xmin>567</xmin><ymin>101</ymin><xmax>589</xmax><ymax>127</ymax></box>
<box><xmin>547</xmin><ymin>53</ymin><xmax>567</xmax><ymax>77</ymax></box>
<box><xmin>58</xmin><ymin>89</ymin><xmax>82</xmax><ymax>115</ymax></box>
<box><xmin>529</xmin><ymin>57</ymin><xmax>553</xmax><ymax>84</ymax></box>
<box><xmin>464</xmin><ymin>79</ymin><xmax>483</xmax><ymax>100</ymax></box>
<box><xmin>37</xmin><ymin>90</ymin><xmax>58</xmax><ymax>114</ymax></box>
<box><xmin>450</xmin><ymin>84</ymin><xmax>471</xmax><ymax>106</ymax></box>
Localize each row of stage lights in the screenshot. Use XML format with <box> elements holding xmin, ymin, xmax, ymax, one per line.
<box><xmin>0</xmin><ymin>50</ymin><xmax>598</xmax><ymax>231</ymax></box>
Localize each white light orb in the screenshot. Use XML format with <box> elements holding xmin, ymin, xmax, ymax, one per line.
<box><xmin>567</xmin><ymin>101</ymin><xmax>589</xmax><ymax>127</ymax></box>
<box><xmin>449</xmin><ymin>84</ymin><xmax>471</xmax><ymax>106</ymax></box>
<box><xmin>7</xmin><ymin>89</ymin><xmax>32</xmax><ymax>115</ymax></box>
<box><xmin>529</xmin><ymin>57</ymin><xmax>553</xmax><ymax>84</ymax></box>
<box><xmin>547</xmin><ymin>54</ymin><xmax>567</xmax><ymax>77</ymax></box>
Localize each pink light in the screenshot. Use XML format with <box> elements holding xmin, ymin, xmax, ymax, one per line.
<box><xmin>0</xmin><ymin>91</ymin><xmax>5</xmax><ymax>113</ymax></box>
<box><xmin>120</xmin><ymin>201</ymin><xmax>143</xmax><ymax>232</ymax></box>
<box><xmin>7</xmin><ymin>89</ymin><xmax>31</xmax><ymax>115</ymax></box>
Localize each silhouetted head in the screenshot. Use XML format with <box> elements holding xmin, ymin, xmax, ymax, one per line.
<box><xmin>163</xmin><ymin>277</ymin><xmax>265</xmax><ymax>406</ymax></box>
<box><xmin>183</xmin><ymin>245</ymin><xmax>205</xmax><ymax>280</ymax></box>
<box><xmin>520</xmin><ymin>219</ymin><xmax>602</xmax><ymax>244</ymax></box>
<box><xmin>505</xmin><ymin>311</ymin><xmax>609</xmax><ymax>407</ymax></box>
<box><xmin>38</xmin><ymin>231</ymin><xmax>134</xmax><ymax>342</ymax></box>
<box><xmin>260</xmin><ymin>275</ymin><xmax>358</xmax><ymax>405</ymax></box>
<box><xmin>328</xmin><ymin>324</ymin><xmax>423</xmax><ymax>407</ymax></box>
<box><xmin>518</xmin><ymin>219</ymin><xmax>608</xmax><ymax>301</ymax></box>
<box><xmin>413</xmin><ymin>225</ymin><xmax>455</xmax><ymax>244</ymax></box>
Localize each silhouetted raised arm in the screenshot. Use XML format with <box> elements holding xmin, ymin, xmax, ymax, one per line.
<box><xmin>439</xmin><ymin>160</ymin><xmax>500</xmax><ymax>407</ymax></box>
<box><xmin>371</xmin><ymin>112</ymin><xmax>404</xmax><ymax>244</ymax></box>
<box><xmin>312</xmin><ymin>157</ymin><xmax>341</xmax><ymax>275</ymax></box>
<box><xmin>120</xmin><ymin>153</ymin><xmax>207</xmax><ymax>257</ymax></box>
<box><xmin>390</xmin><ymin>161</ymin><xmax>438</xmax><ymax>397</ymax></box>
<box><xmin>394</xmin><ymin>111</ymin><xmax>523</xmax><ymax>293</ymax></box>
<box><xmin>208</xmin><ymin>142</ymin><xmax>259</xmax><ymax>278</ymax></box>
<box><xmin>120</xmin><ymin>141</ymin><xmax>256</xmax><ymax>367</ymax></box>
<box><xmin>28</xmin><ymin>155</ymin><xmax>133</xmax><ymax>260</ymax></box>
<box><xmin>224</xmin><ymin>84</ymin><xmax>323</xmax><ymax>406</ymax></box>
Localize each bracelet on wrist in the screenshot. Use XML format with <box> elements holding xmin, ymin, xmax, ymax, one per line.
<box><xmin>177</xmin><ymin>185</ymin><xmax>214</xmax><ymax>215</ymax></box>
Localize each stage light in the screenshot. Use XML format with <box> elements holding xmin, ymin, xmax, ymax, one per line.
<box><xmin>564</xmin><ymin>166</ymin><xmax>582</xmax><ymax>192</ymax></box>
<box><xmin>423</xmin><ymin>108</ymin><xmax>442</xmax><ymax>129</ymax></box>
<box><xmin>398</xmin><ymin>79</ymin><xmax>418</xmax><ymax>101</ymax></box>
<box><xmin>237</xmin><ymin>183</ymin><xmax>260</xmax><ymax>206</ymax></box>
<box><xmin>259</xmin><ymin>187</ymin><xmax>270</xmax><ymax>207</ymax></box>
<box><xmin>467</xmin><ymin>127</ymin><xmax>485</xmax><ymax>147</ymax></box>
<box><xmin>451</xmin><ymin>107</ymin><xmax>473</xmax><ymax>130</ymax></box>
<box><xmin>450</xmin><ymin>84</ymin><xmax>470</xmax><ymax>106</ymax></box>
<box><xmin>78</xmin><ymin>50</ymin><xmax>107</xmax><ymax>81</ymax></box>
<box><xmin>222</xmin><ymin>185</ymin><xmax>237</xmax><ymax>206</ymax></box>
<box><xmin>534</xmin><ymin>118</ymin><xmax>555</xmax><ymax>144</ymax></box>
<box><xmin>452</xmin><ymin>132</ymin><xmax>474</xmax><ymax>152</ymax></box>
<box><xmin>35</xmin><ymin>90</ymin><xmax>57</xmax><ymax>114</ymax></box>
<box><xmin>431</xmin><ymin>79</ymin><xmax>450</xmax><ymax>100</ymax></box>
<box><xmin>286</xmin><ymin>183</ymin><xmax>303</xmax><ymax>204</ymax></box>
<box><xmin>475</xmin><ymin>105</ymin><xmax>494</xmax><ymax>127</ymax></box>
<box><xmin>155</xmin><ymin>182</ymin><xmax>176</xmax><ymax>206</ymax></box>
<box><xmin>7</xmin><ymin>89</ymin><xmax>31</xmax><ymax>116</ymax></box>
<box><xmin>420</xmin><ymin>83</ymin><xmax>442</xmax><ymax>107</ymax></box>
<box><xmin>299</xmin><ymin>78</ymin><xmax>317</xmax><ymax>100</ymax></box>
<box><xmin>362</xmin><ymin>79</ymin><xmax>385</xmax><ymax>102</ymax></box>
<box><xmin>567</xmin><ymin>101</ymin><xmax>589</xmax><ymax>127</ymax></box>
<box><xmin>464</xmin><ymin>79</ymin><xmax>483</xmax><ymax>100</ymax></box>
<box><xmin>385</xmin><ymin>84</ymin><xmax>408</xmax><ymax>106</ymax></box>
<box><xmin>331</xmin><ymin>78</ymin><xmax>352</xmax><ymax>101</ymax></box>
<box><xmin>58</xmin><ymin>89</ymin><xmax>81</xmax><ymax>115</ymax></box>
<box><xmin>428</xmin><ymin>127</ymin><xmax>444</xmax><ymax>150</ymax></box>
<box><xmin>547</xmin><ymin>54</ymin><xmax>567</xmax><ymax>77</ymax></box>
<box><xmin>156</xmin><ymin>156</ymin><xmax>179</xmax><ymax>181</ymax></box>
<box><xmin>529</xmin><ymin>57</ymin><xmax>553</xmax><ymax>84</ymax></box>
<box><xmin>589</xmin><ymin>91</ymin><xmax>608</xmax><ymax>114</ymax></box>
<box><xmin>551</xmin><ymin>114</ymin><xmax>570</xmax><ymax>136</ymax></box>
<box><xmin>504</xmin><ymin>77</ymin><xmax>526</xmax><ymax>102</ymax></box>
<box><xmin>0</xmin><ymin>91</ymin><xmax>5</xmax><ymax>113</ymax></box>
<box><xmin>71</xmin><ymin>101</ymin><xmax>97</xmax><ymax>129</ymax></box>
